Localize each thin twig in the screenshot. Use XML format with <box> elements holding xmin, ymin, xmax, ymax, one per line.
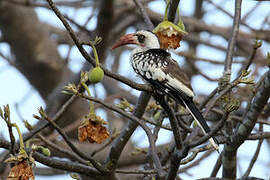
<box><xmin>47</xmin><ymin>0</ymin><xmax>152</xmax><ymax>92</ymax></box>
<box><xmin>199</xmin><ymin>88</ymin><xmax>218</xmax><ymax>110</ymax></box>
<box><xmin>41</xmin><ymin>113</ymin><xmax>109</xmax><ymax>173</ymax></box>
<box><xmin>223</xmin><ymin>0</ymin><xmax>242</xmax><ymax>79</ymax></box>
<box><xmin>133</xmin><ymin>0</ymin><xmax>154</xmax><ymax>30</ymax></box>
<box><xmin>203</xmin><ymin>38</ymin><xmax>260</xmax><ymax>116</ymax></box>
<box><xmin>242</xmin><ymin>2</ymin><xmax>261</xmax><ymax>22</ymax></box>
<box><xmin>152</xmin><ymin>111</ymin><xmax>165</xmax><ymax>142</ymax></box>
<box><xmin>231</xmin><ymin>69</ymin><xmax>270</xmax><ymax>148</ymax></box>
<box><xmin>6</xmin><ymin>0</ymin><xmax>92</xmax><ymax>8</ymax></box>
<box><xmin>203</xmin><ymin>81</ymin><xmax>239</xmax><ymax>116</ymax></box>
<box><xmin>106</xmin><ymin>92</ymin><xmax>151</xmax><ymax>173</ymax></box>
<box><xmin>91</xmin><ymin>131</ymin><xmax>120</xmax><ymax>157</ymax></box>
<box><xmin>179</xmin><ymin>150</ymin><xmax>213</xmax><ymax>173</ymax></box>
<box><xmin>153</xmin><ymin>95</ymin><xmax>182</xmax><ymax>150</ymax></box>
<box><xmin>242</xmin><ymin>124</ymin><xmax>264</xmax><ymax>177</ymax></box>
<box><xmin>167</xmin><ymin>0</ymin><xmax>180</xmax><ymax>22</ymax></box>
<box><xmin>45</xmin><ymin>0</ymin><xmax>91</xmax><ymax>62</ymax></box>
<box><xmin>248</xmin><ymin>132</ymin><xmax>270</xmax><ymax>140</ymax></box>
<box><xmin>176</xmin><ymin>115</ymin><xmax>192</xmax><ymax>133</ymax></box>
<box><xmin>23</xmin><ymin>95</ymin><xmax>76</xmax><ymax>142</ymax></box>
<box><xmin>222</xmin><ymin>69</ymin><xmax>270</xmax><ymax>179</ymax></box>
<box><xmin>210</xmin><ymin>152</ymin><xmax>223</xmax><ymax>177</ymax></box>
<box><xmin>143</xmin><ymin>116</ymin><xmax>172</xmax><ymax>131</ymax></box>
<box><xmin>0</xmin><ymin>138</ymin><xmax>102</xmax><ymax>177</ymax></box>
<box><xmin>5</xmin><ymin>119</ymin><xmax>16</xmax><ymax>155</ymax></box>
<box><xmin>180</xmin><ymin>145</ymin><xmax>212</xmax><ymax>165</ymax></box>
<box><xmin>166</xmin><ymin>146</ymin><xmax>190</xmax><ymax>180</ymax></box>
<box><xmin>46</xmin><ymin>0</ymin><xmax>152</xmax><ymax>92</ymax></box>
<box><xmin>205</xmin><ymin>0</ymin><xmax>253</xmax><ymax>31</ymax></box>
<box><xmin>77</xmin><ymin>92</ymin><xmax>165</xmax><ymax>178</ymax></box>
<box><xmin>38</xmin><ymin>134</ymin><xmax>89</xmax><ymax>165</ymax></box>
<box><xmin>32</xmin><ymin>151</ymin><xmax>101</xmax><ymax>177</ymax></box>
<box><xmin>116</xmin><ymin>169</ymin><xmax>156</xmax><ymax>175</ymax></box>
<box><xmin>189</xmin><ymin>111</ymin><xmax>229</xmax><ymax>149</ymax></box>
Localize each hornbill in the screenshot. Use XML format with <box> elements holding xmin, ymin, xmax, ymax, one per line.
<box><xmin>112</xmin><ymin>30</ymin><xmax>219</xmax><ymax>151</ymax></box>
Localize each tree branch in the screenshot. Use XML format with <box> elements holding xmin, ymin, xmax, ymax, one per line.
<box><xmin>222</xmin><ymin>68</ymin><xmax>270</xmax><ymax>179</ymax></box>
<box><xmin>242</xmin><ymin>126</ymin><xmax>263</xmax><ymax>177</ymax></box>
<box><xmin>133</xmin><ymin>0</ymin><xmax>154</xmax><ymax>30</ymax></box>
<box><xmin>168</xmin><ymin>0</ymin><xmax>180</xmax><ymax>22</ymax></box>
<box><xmin>223</xmin><ymin>0</ymin><xmax>242</xmax><ymax>79</ymax></box>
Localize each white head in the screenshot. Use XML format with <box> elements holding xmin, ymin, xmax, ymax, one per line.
<box><xmin>112</xmin><ymin>30</ymin><xmax>160</xmax><ymax>53</ymax></box>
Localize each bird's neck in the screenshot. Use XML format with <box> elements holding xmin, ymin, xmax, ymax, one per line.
<box><xmin>133</xmin><ymin>44</ymin><xmax>160</xmax><ymax>54</ymax></box>
<box><xmin>132</xmin><ymin>47</ymin><xmax>147</xmax><ymax>54</ymax></box>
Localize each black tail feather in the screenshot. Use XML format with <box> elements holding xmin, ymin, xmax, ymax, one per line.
<box><xmin>146</xmin><ymin>81</ymin><xmax>219</xmax><ymax>150</ymax></box>
<box><xmin>181</xmin><ymin>98</ymin><xmax>211</xmax><ymax>135</ymax></box>
<box><xmin>175</xmin><ymin>95</ymin><xmax>219</xmax><ymax>151</ymax></box>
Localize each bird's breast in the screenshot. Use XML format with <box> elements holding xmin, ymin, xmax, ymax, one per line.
<box><xmin>132</xmin><ymin>52</ymin><xmax>168</xmax><ymax>81</ymax></box>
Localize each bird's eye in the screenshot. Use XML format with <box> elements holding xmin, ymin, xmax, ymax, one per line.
<box><xmin>137</xmin><ymin>34</ymin><xmax>145</xmax><ymax>43</ymax></box>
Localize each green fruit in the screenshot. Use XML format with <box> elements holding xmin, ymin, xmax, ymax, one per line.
<box><xmin>89</xmin><ymin>67</ymin><xmax>104</xmax><ymax>83</ymax></box>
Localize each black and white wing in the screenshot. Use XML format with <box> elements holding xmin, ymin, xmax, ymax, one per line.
<box><xmin>132</xmin><ymin>48</ymin><xmax>219</xmax><ymax>150</ymax></box>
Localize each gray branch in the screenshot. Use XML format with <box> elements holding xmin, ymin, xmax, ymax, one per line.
<box><xmin>222</xmin><ymin>69</ymin><xmax>270</xmax><ymax>178</ymax></box>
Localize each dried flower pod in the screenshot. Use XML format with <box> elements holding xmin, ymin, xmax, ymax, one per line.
<box><xmin>153</xmin><ymin>20</ymin><xmax>187</xmax><ymax>49</ymax></box>
<box><xmin>78</xmin><ymin>119</ymin><xmax>89</xmax><ymax>142</ymax></box>
<box><xmin>7</xmin><ymin>159</ymin><xmax>34</xmax><ymax>180</ymax></box>
<box><xmin>78</xmin><ymin>114</ymin><xmax>109</xmax><ymax>144</ymax></box>
<box><xmin>5</xmin><ymin>153</ymin><xmax>34</xmax><ymax>180</ymax></box>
